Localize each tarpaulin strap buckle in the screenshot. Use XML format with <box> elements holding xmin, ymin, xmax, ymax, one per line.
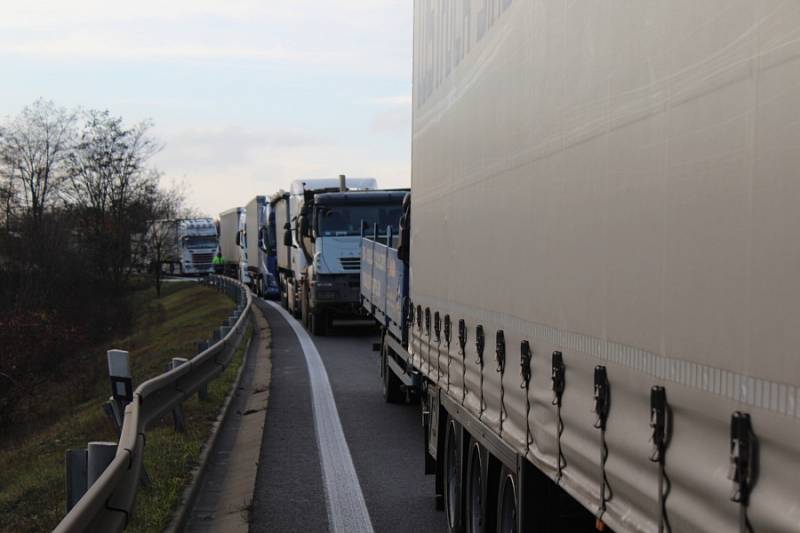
<box><xmin>650</xmin><ymin>386</ymin><xmax>672</xmax><ymax>533</ymax></box>
<box><xmin>551</xmin><ymin>351</ymin><xmax>567</xmax><ymax>481</ymax></box>
<box><xmin>593</xmin><ymin>366</ymin><xmax>613</xmax><ymax>515</ymax></box>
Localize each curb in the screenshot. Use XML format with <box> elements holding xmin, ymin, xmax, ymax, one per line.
<box><xmin>164</xmin><ymin>309</ymin><xmax>257</xmax><ymax>533</ymax></box>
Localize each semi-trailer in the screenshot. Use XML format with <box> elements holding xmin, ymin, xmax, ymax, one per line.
<box><xmin>270</xmin><ymin>190</ymin><xmax>293</xmax><ymax>309</ymax></box>
<box><xmin>360</xmin><ymin>2</ymin><xmax>800</xmax><ymax>533</ymax></box>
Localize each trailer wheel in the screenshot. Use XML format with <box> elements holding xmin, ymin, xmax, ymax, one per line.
<box><xmin>301</xmin><ymin>282</ymin><xmax>310</xmax><ymax>328</ymax></box>
<box><xmin>466</xmin><ymin>440</ymin><xmax>486</xmax><ymax>533</ymax></box>
<box><xmin>496</xmin><ymin>466</ymin><xmax>517</xmax><ymax>533</ymax></box>
<box><xmin>280</xmin><ymin>276</ymin><xmax>289</xmax><ymax>308</ymax></box>
<box><xmin>444</xmin><ymin>419</ymin><xmax>464</xmax><ymax>533</ymax></box>
<box><xmin>382</xmin><ymin>351</ymin><xmax>403</xmax><ymax>403</ymax></box>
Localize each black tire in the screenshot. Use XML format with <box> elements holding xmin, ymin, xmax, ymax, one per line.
<box><xmin>382</xmin><ymin>350</ymin><xmax>403</xmax><ymax>403</ymax></box>
<box><xmin>444</xmin><ymin>419</ymin><xmax>465</xmax><ymax>533</ymax></box>
<box><xmin>280</xmin><ymin>277</ymin><xmax>289</xmax><ymax>308</ymax></box>
<box><xmin>466</xmin><ymin>440</ymin><xmax>486</xmax><ymax>533</ymax></box>
<box><xmin>311</xmin><ymin>310</ymin><xmax>327</xmax><ymax>336</ymax></box>
<box><xmin>496</xmin><ymin>466</ymin><xmax>517</xmax><ymax>533</ymax></box>
<box><xmin>292</xmin><ymin>282</ymin><xmax>302</xmax><ymax>318</ymax></box>
<box><xmin>301</xmin><ymin>282</ymin><xmax>310</xmax><ymax>328</ymax></box>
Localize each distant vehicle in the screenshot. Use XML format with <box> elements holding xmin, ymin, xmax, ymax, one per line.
<box><xmin>277</xmin><ymin>176</ymin><xmax>378</xmax><ymax>320</ymax></box>
<box><xmin>236</xmin><ymin>208</ymin><xmax>250</xmax><ymax>285</ymax></box>
<box><xmin>145</xmin><ymin>218</ymin><xmax>217</xmax><ymax>276</ymax></box>
<box><xmin>359</xmin><ymin>3</ymin><xmax>800</xmax><ymax>533</ymax></box>
<box><xmin>218</xmin><ymin>207</ymin><xmax>244</xmax><ymax>279</ymax></box>
<box><xmin>292</xmin><ymin>179</ymin><xmax>406</xmax><ymax>335</ymax></box>
<box><xmin>244</xmin><ymin>195</ymin><xmax>279</xmax><ymax>298</ymax></box>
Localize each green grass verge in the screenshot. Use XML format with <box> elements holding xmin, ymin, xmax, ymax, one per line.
<box><xmin>0</xmin><ymin>282</ymin><xmax>238</xmax><ymax>533</ymax></box>
<box><xmin>127</xmin><ymin>324</ymin><xmax>252</xmax><ymax>533</ymax></box>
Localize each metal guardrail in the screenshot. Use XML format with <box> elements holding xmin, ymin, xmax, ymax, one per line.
<box><xmin>54</xmin><ymin>275</ymin><xmax>253</xmax><ymax>533</ymax></box>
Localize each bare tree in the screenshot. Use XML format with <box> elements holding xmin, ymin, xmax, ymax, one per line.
<box><xmin>0</xmin><ymin>99</ymin><xmax>76</xmax><ymax>228</ymax></box>
<box><xmin>0</xmin><ymin>175</ymin><xmax>16</xmax><ymax>233</ymax></box>
<box><xmin>62</xmin><ymin>110</ymin><xmax>163</xmax><ymax>292</ymax></box>
<box><xmin>142</xmin><ymin>184</ymin><xmax>187</xmax><ymax>297</ymax></box>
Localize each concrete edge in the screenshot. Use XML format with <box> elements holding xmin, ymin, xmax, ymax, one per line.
<box><xmin>163</xmin><ymin>308</ymin><xmax>257</xmax><ymax>533</ymax></box>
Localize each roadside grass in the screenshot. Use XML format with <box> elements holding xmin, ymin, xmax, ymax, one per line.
<box><xmin>127</xmin><ymin>325</ymin><xmax>251</xmax><ymax>533</ymax></box>
<box><xmin>0</xmin><ymin>282</ymin><xmax>237</xmax><ymax>533</ymax></box>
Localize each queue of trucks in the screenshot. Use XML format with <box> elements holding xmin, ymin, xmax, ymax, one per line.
<box><xmin>216</xmin><ymin>175</ymin><xmax>406</xmax><ymax>335</ymax></box>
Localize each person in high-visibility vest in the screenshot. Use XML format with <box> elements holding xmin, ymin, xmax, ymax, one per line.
<box><xmin>212</xmin><ymin>252</ymin><xmax>224</xmax><ymax>274</ymax></box>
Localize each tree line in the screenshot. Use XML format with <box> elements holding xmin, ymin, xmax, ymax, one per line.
<box><xmin>0</xmin><ymin>99</ymin><xmax>187</xmax><ymax>427</ymax></box>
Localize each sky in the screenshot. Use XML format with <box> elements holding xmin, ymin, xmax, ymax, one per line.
<box><xmin>0</xmin><ymin>0</ymin><xmax>413</xmax><ymax>217</ymax></box>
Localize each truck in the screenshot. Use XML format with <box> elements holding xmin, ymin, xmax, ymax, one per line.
<box><xmin>144</xmin><ymin>218</ymin><xmax>217</xmax><ymax>275</ymax></box>
<box><xmin>275</xmin><ymin>176</ymin><xmax>379</xmax><ymax>325</ymax></box>
<box><xmin>270</xmin><ymin>190</ymin><xmax>293</xmax><ymax>309</ymax></box>
<box><xmin>244</xmin><ymin>195</ymin><xmax>280</xmax><ymax>298</ymax></box>
<box><xmin>361</xmin><ymin>3</ymin><xmax>800</xmax><ymax>533</ymax></box>
<box><xmin>294</xmin><ymin>182</ymin><xmax>406</xmax><ymax>335</ymax></box>
<box><xmin>218</xmin><ymin>207</ymin><xmax>245</xmax><ymax>280</ymax></box>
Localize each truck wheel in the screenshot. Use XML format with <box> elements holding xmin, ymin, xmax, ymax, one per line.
<box><xmin>445</xmin><ymin>419</ymin><xmax>465</xmax><ymax>533</ymax></box>
<box><xmin>280</xmin><ymin>277</ymin><xmax>289</xmax><ymax>308</ymax></box>
<box><xmin>466</xmin><ymin>440</ymin><xmax>487</xmax><ymax>533</ymax></box>
<box><xmin>382</xmin><ymin>351</ymin><xmax>403</xmax><ymax>403</ymax></box>
<box><xmin>301</xmin><ymin>283</ymin><xmax>310</xmax><ymax>327</ymax></box>
<box><xmin>311</xmin><ymin>310</ymin><xmax>327</xmax><ymax>336</ymax></box>
<box><xmin>496</xmin><ymin>466</ymin><xmax>517</xmax><ymax>533</ymax></box>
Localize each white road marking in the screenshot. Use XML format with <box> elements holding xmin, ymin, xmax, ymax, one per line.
<box><xmin>266</xmin><ymin>301</ymin><xmax>375</xmax><ymax>533</ymax></box>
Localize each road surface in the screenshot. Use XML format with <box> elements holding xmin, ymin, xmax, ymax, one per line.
<box><xmin>250</xmin><ymin>300</ymin><xmax>446</xmax><ymax>533</ymax></box>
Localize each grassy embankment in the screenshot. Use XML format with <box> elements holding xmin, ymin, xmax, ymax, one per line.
<box><xmin>0</xmin><ymin>282</ymin><xmax>249</xmax><ymax>533</ymax></box>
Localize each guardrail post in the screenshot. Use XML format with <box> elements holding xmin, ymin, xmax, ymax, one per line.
<box><xmin>102</xmin><ymin>396</ymin><xmax>124</xmax><ymax>435</ymax></box>
<box><xmin>170</xmin><ymin>357</ymin><xmax>188</xmax><ymax>433</ymax></box>
<box><xmin>197</xmin><ymin>341</ymin><xmax>210</xmax><ymax>400</ymax></box>
<box><xmin>65</xmin><ymin>448</ymin><xmax>88</xmax><ymax>512</ymax></box>
<box><xmin>87</xmin><ymin>441</ymin><xmax>117</xmax><ymax>487</ymax></box>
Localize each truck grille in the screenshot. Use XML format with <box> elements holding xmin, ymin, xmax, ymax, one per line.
<box><xmin>192</xmin><ymin>252</ymin><xmax>214</xmax><ymax>266</ymax></box>
<box><xmin>340</xmin><ymin>257</ymin><xmax>360</xmax><ymax>271</ymax></box>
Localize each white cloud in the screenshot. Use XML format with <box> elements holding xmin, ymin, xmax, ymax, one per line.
<box><xmin>153</xmin><ymin>124</ymin><xmax>409</xmax><ymax>216</ymax></box>
<box><xmin>0</xmin><ymin>1</ymin><xmax>411</xmax><ymax>75</ymax></box>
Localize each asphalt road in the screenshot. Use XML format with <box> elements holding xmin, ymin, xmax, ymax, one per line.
<box><xmin>251</xmin><ymin>300</ymin><xmax>446</xmax><ymax>533</ymax></box>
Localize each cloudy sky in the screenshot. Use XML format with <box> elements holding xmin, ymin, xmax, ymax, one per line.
<box><xmin>0</xmin><ymin>0</ymin><xmax>412</xmax><ymax>216</ymax></box>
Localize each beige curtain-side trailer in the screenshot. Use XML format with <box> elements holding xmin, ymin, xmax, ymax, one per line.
<box><xmin>411</xmin><ymin>2</ymin><xmax>800</xmax><ymax>532</ymax></box>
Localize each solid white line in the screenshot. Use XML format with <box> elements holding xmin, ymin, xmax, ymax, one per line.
<box><xmin>266</xmin><ymin>301</ymin><xmax>375</xmax><ymax>533</ymax></box>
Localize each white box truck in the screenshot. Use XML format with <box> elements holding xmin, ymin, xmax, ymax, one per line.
<box><xmin>362</xmin><ymin>3</ymin><xmax>800</xmax><ymax>533</ymax></box>
<box><xmin>218</xmin><ymin>207</ymin><xmax>244</xmax><ymax>279</ymax></box>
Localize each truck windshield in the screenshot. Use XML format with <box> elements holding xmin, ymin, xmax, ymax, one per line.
<box><xmin>184</xmin><ymin>236</ymin><xmax>217</xmax><ymax>248</ymax></box>
<box><xmin>316</xmin><ymin>204</ymin><xmax>403</xmax><ymax>236</ymax></box>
